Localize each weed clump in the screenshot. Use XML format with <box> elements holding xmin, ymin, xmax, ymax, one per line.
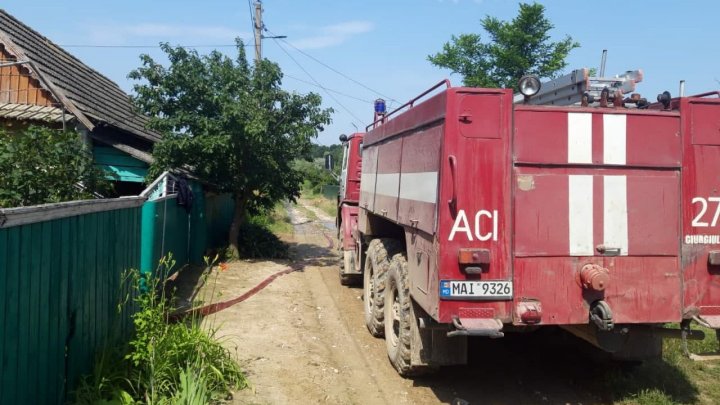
<box><xmin>74</xmin><ymin>256</ymin><xmax>246</xmax><ymax>404</ymax></box>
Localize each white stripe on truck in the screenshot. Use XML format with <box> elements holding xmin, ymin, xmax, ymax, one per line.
<box><xmin>374</xmin><ymin>173</ymin><xmax>400</xmax><ymax>197</ymax></box>
<box><xmin>603</xmin><ymin>175</ymin><xmax>629</xmax><ymax>255</ymax></box>
<box><xmin>567</xmin><ymin>113</ymin><xmax>593</xmax><ymax>164</ymax></box>
<box><xmin>360</xmin><ymin>173</ymin><xmax>376</xmax><ymax>194</ymax></box>
<box><xmin>603</xmin><ymin>114</ymin><xmax>627</xmax><ymax>165</ymax></box>
<box><xmin>568</xmin><ymin>175</ymin><xmax>595</xmax><ymax>256</ymax></box>
<box><xmin>399</xmin><ymin>171</ymin><xmax>438</xmax><ymax>203</ymax></box>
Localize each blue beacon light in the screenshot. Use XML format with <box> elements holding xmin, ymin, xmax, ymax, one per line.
<box><xmin>374</xmin><ymin>99</ymin><xmax>386</xmax><ymax>114</ymax></box>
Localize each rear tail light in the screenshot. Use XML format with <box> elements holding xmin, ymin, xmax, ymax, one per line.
<box><xmin>458</xmin><ymin>248</ymin><xmax>490</xmax><ymax>275</ymax></box>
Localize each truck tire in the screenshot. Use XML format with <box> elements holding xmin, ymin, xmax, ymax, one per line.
<box><xmin>363</xmin><ymin>238</ymin><xmax>401</xmax><ymax>337</ymax></box>
<box><xmin>384</xmin><ymin>253</ymin><xmax>433</xmax><ymax>376</ymax></box>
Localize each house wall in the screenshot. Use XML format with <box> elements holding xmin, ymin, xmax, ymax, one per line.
<box><xmin>0</xmin><ymin>47</ymin><xmax>55</xmax><ymax>106</ymax></box>
<box><xmin>93</xmin><ymin>145</ymin><xmax>148</xmax><ymax>183</ymax></box>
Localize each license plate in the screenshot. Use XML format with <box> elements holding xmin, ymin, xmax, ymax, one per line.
<box><xmin>440</xmin><ymin>280</ymin><xmax>513</xmax><ymax>300</ymax></box>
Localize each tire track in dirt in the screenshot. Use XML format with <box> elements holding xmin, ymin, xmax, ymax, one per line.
<box><xmin>220</xmin><ymin>203</ymin><xmax>436</xmax><ymax>404</ymax></box>
<box><xmin>286</xmin><ymin>202</ymin><xmax>399</xmax><ymax>404</ymax></box>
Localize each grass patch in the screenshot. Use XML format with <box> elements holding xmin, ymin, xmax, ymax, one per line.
<box><xmin>238</xmin><ymin>203</ymin><xmax>291</xmax><ymax>259</ymax></box>
<box><xmin>314</xmin><ymin>196</ymin><xmax>337</xmax><ymax>218</ymax></box>
<box><xmin>263</xmin><ymin>202</ymin><xmax>293</xmax><ymax>235</ymax></box>
<box><xmin>605</xmin><ymin>325</ymin><xmax>720</xmax><ymax>405</ymax></box>
<box><xmin>73</xmin><ymin>256</ymin><xmax>246</xmax><ymax>404</ymax></box>
<box><xmin>301</xmin><ymin>189</ymin><xmax>337</xmax><ymax>218</ymax></box>
<box><xmin>295</xmin><ymin>202</ymin><xmax>318</xmax><ymax>222</ymax></box>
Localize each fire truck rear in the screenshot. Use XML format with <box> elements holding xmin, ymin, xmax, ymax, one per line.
<box><xmin>336</xmin><ymin>70</ymin><xmax>720</xmax><ymax>375</ymax></box>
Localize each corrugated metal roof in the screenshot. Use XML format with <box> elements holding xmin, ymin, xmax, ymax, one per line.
<box><xmin>0</xmin><ymin>102</ymin><xmax>70</xmax><ymax>122</ymax></box>
<box><xmin>0</xmin><ymin>9</ymin><xmax>162</xmax><ymax>143</ymax></box>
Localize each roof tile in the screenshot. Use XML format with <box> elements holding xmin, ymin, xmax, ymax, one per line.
<box><xmin>0</xmin><ymin>9</ymin><xmax>162</xmax><ymax>143</ymax></box>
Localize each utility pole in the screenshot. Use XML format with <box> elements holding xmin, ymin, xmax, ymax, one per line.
<box><xmin>254</xmin><ymin>1</ymin><xmax>263</xmax><ymax>62</ymax></box>
<box><xmin>252</xmin><ymin>1</ymin><xmax>286</xmax><ymax>63</ymax></box>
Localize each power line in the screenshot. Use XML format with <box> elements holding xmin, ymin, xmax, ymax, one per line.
<box><xmin>268</xmin><ymin>31</ymin><xmax>399</xmax><ymax>105</ymax></box>
<box><xmin>246</xmin><ymin>0</ymin><xmax>256</xmax><ymax>37</ymax></box>
<box><xmin>283</xmin><ymin>74</ymin><xmax>373</xmax><ymax>103</ymax></box>
<box><xmin>58</xmin><ymin>43</ymin><xmax>254</xmax><ymax>49</ymax></box>
<box><xmin>272</xmin><ymin>38</ymin><xmax>365</xmax><ymax>125</ymax></box>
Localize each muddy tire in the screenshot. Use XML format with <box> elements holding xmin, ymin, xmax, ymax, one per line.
<box><xmin>363</xmin><ymin>238</ymin><xmax>401</xmax><ymax>337</ymax></box>
<box><xmin>384</xmin><ymin>253</ymin><xmax>433</xmax><ymax>377</ymax></box>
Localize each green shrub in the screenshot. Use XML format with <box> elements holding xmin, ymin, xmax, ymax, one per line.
<box><xmin>0</xmin><ymin>126</ymin><xmax>112</xmax><ymax>207</ymax></box>
<box><xmin>293</xmin><ymin>159</ymin><xmax>334</xmax><ymax>195</ymax></box>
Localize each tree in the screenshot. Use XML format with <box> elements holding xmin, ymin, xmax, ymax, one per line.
<box><xmin>0</xmin><ymin>126</ymin><xmax>111</xmax><ymax>208</ymax></box>
<box><xmin>308</xmin><ymin>142</ymin><xmax>342</xmax><ymax>176</ymax></box>
<box><xmin>129</xmin><ymin>41</ymin><xmax>332</xmax><ymax>255</ymax></box>
<box><xmin>292</xmin><ymin>159</ymin><xmax>335</xmax><ymax>194</ymax></box>
<box><xmin>428</xmin><ymin>2</ymin><xmax>579</xmax><ymax>90</ymax></box>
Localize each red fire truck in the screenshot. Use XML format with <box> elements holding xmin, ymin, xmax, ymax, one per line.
<box><xmin>336</xmin><ymin>70</ymin><xmax>720</xmax><ymax>375</ymax></box>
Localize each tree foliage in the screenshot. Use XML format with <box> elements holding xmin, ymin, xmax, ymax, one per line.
<box><xmin>309</xmin><ymin>143</ymin><xmax>342</xmax><ymax>176</ymax></box>
<box><xmin>292</xmin><ymin>159</ymin><xmax>335</xmax><ymax>194</ymax></box>
<box><xmin>0</xmin><ymin>126</ymin><xmax>111</xmax><ymax>208</ymax></box>
<box><xmin>129</xmin><ymin>41</ymin><xmax>332</xmax><ymax>253</ymax></box>
<box><xmin>428</xmin><ymin>2</ymin><xmax>579</xmax><ymax>90</ymax></box>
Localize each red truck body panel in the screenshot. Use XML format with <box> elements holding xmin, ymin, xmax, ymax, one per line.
<box><xmin>352</xmin><ymin>83</ymin><xmax>720</xmax><ymax>329</ymax></box>
<box><xmin>512</xmin><ymin>107</ymin><xmax>683</xmax><ymax>325</ymax></box>
<box><xmin>340</xmin><ymin>133</ymin><xmax>364</xmax><ymax>204</ymax></box>
<box><xmin>682</xmin><ymin>97</ymin><xmax>720</xmax><ymax>327</ymax></box>
<box><xmin>338</xmin><ymin>133</ymin><xmax>364</xmax><ymax>253</ymax></box>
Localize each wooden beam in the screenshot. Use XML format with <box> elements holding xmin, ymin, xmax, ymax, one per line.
<box><xmin>0</xmin><ymin>32</ymin><xmax>95</xmax><ymax>130</ymax></box>
<box><xmin>90</xmin><ymin>132</ymin><xmax>154</xmax><ymax>164</ymax></box>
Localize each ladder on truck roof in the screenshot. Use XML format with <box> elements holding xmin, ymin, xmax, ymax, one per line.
<box><xmin>513</xmin><ymin>68</ymin><xmax>643</xmax><ymax>106</ymax></box>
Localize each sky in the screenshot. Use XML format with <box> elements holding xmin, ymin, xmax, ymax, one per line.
<box><xmin>3</xmin><ymin>0</ymin><xmax>720</xmax><ymax>145</ymax></box>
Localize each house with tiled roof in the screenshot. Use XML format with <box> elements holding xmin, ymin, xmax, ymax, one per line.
<box><xmin>0</xmin><ymin>9</ymin><xmax>161</xmax><ymax>195</ymax></box>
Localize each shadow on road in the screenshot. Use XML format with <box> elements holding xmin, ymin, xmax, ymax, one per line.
<box><xmin>411</xmin><ymin>327</ymin><xmax>698</xmax><ymax>404</ymax></box>
<box><xmin>287</xmin><ymin>242</ymin><xmax>339</xmax><ymax>268</ymax></box>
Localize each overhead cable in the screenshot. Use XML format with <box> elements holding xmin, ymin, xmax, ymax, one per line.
<box><xmin>247</xmin><ymin>0</ymin><xmax>257</xmax><ymax>51</ymax></box>
<box><xmin>268</xmin><ymin>32</ymin><xmax>399</xmax><ymax>105</ymax></box>
<box><xmin>272</xmin><ymin>38</ymin><xmax>365</xmax><ymax>125</ymax></box>
<box><xmin>59</xmin><ymin>43</ymin><xmax>254</xmax><ymax>49</ymax></box>
<box><xmin>283</xmin><ymin>74</ymin><xmax>373</xmax><ymax>103</ymax></box>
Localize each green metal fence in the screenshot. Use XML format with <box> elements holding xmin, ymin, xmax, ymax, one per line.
<box><xmin>0</xmin><ymin>175</ymin><xmax>235</xmax><ymax>403</ymax></box>
<box><xmin>139</xmin><ymin>174</ymin><xmax>235</xmax><ymax>274</ymax></box>
<box><xmin>0</xmin><ymin>198</ymin><xmax>143</xmax><ymax>404</ymax></box>
<box><xmin>140</xmin><ymin>196</ymin><xmax>191</xmax><ymax>274</ymax></box>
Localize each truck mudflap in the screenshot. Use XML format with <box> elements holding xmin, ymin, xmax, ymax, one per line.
<box><xmin>447</xmin><ymin>316</ymin><xmax>503</xmax><ymax>338</ymax></box>
<box><xmin>681</xmin><ymin>314</ymin><xmax>720</xmax><ymax>361</ymax></box>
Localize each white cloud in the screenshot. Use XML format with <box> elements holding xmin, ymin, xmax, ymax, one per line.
<box><xmin>291</xmin><ymin>35</ymin><xmax>345</xmax><ymax>50</ymax></box>
<box><xmin>290</xmin><ymin>20</ymin><xmax>374</xmax><ymax>50</ymax></box>
<box><xmin>325</xmin><ymin>21</ymin><xmax>374</xmax><ymax>36</ymax></box>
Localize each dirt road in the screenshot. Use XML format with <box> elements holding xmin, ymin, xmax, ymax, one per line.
<box><xmin>201</xmin><ymin>202</ymin><xmax>698</xmax><ymax>405</ymax></box>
